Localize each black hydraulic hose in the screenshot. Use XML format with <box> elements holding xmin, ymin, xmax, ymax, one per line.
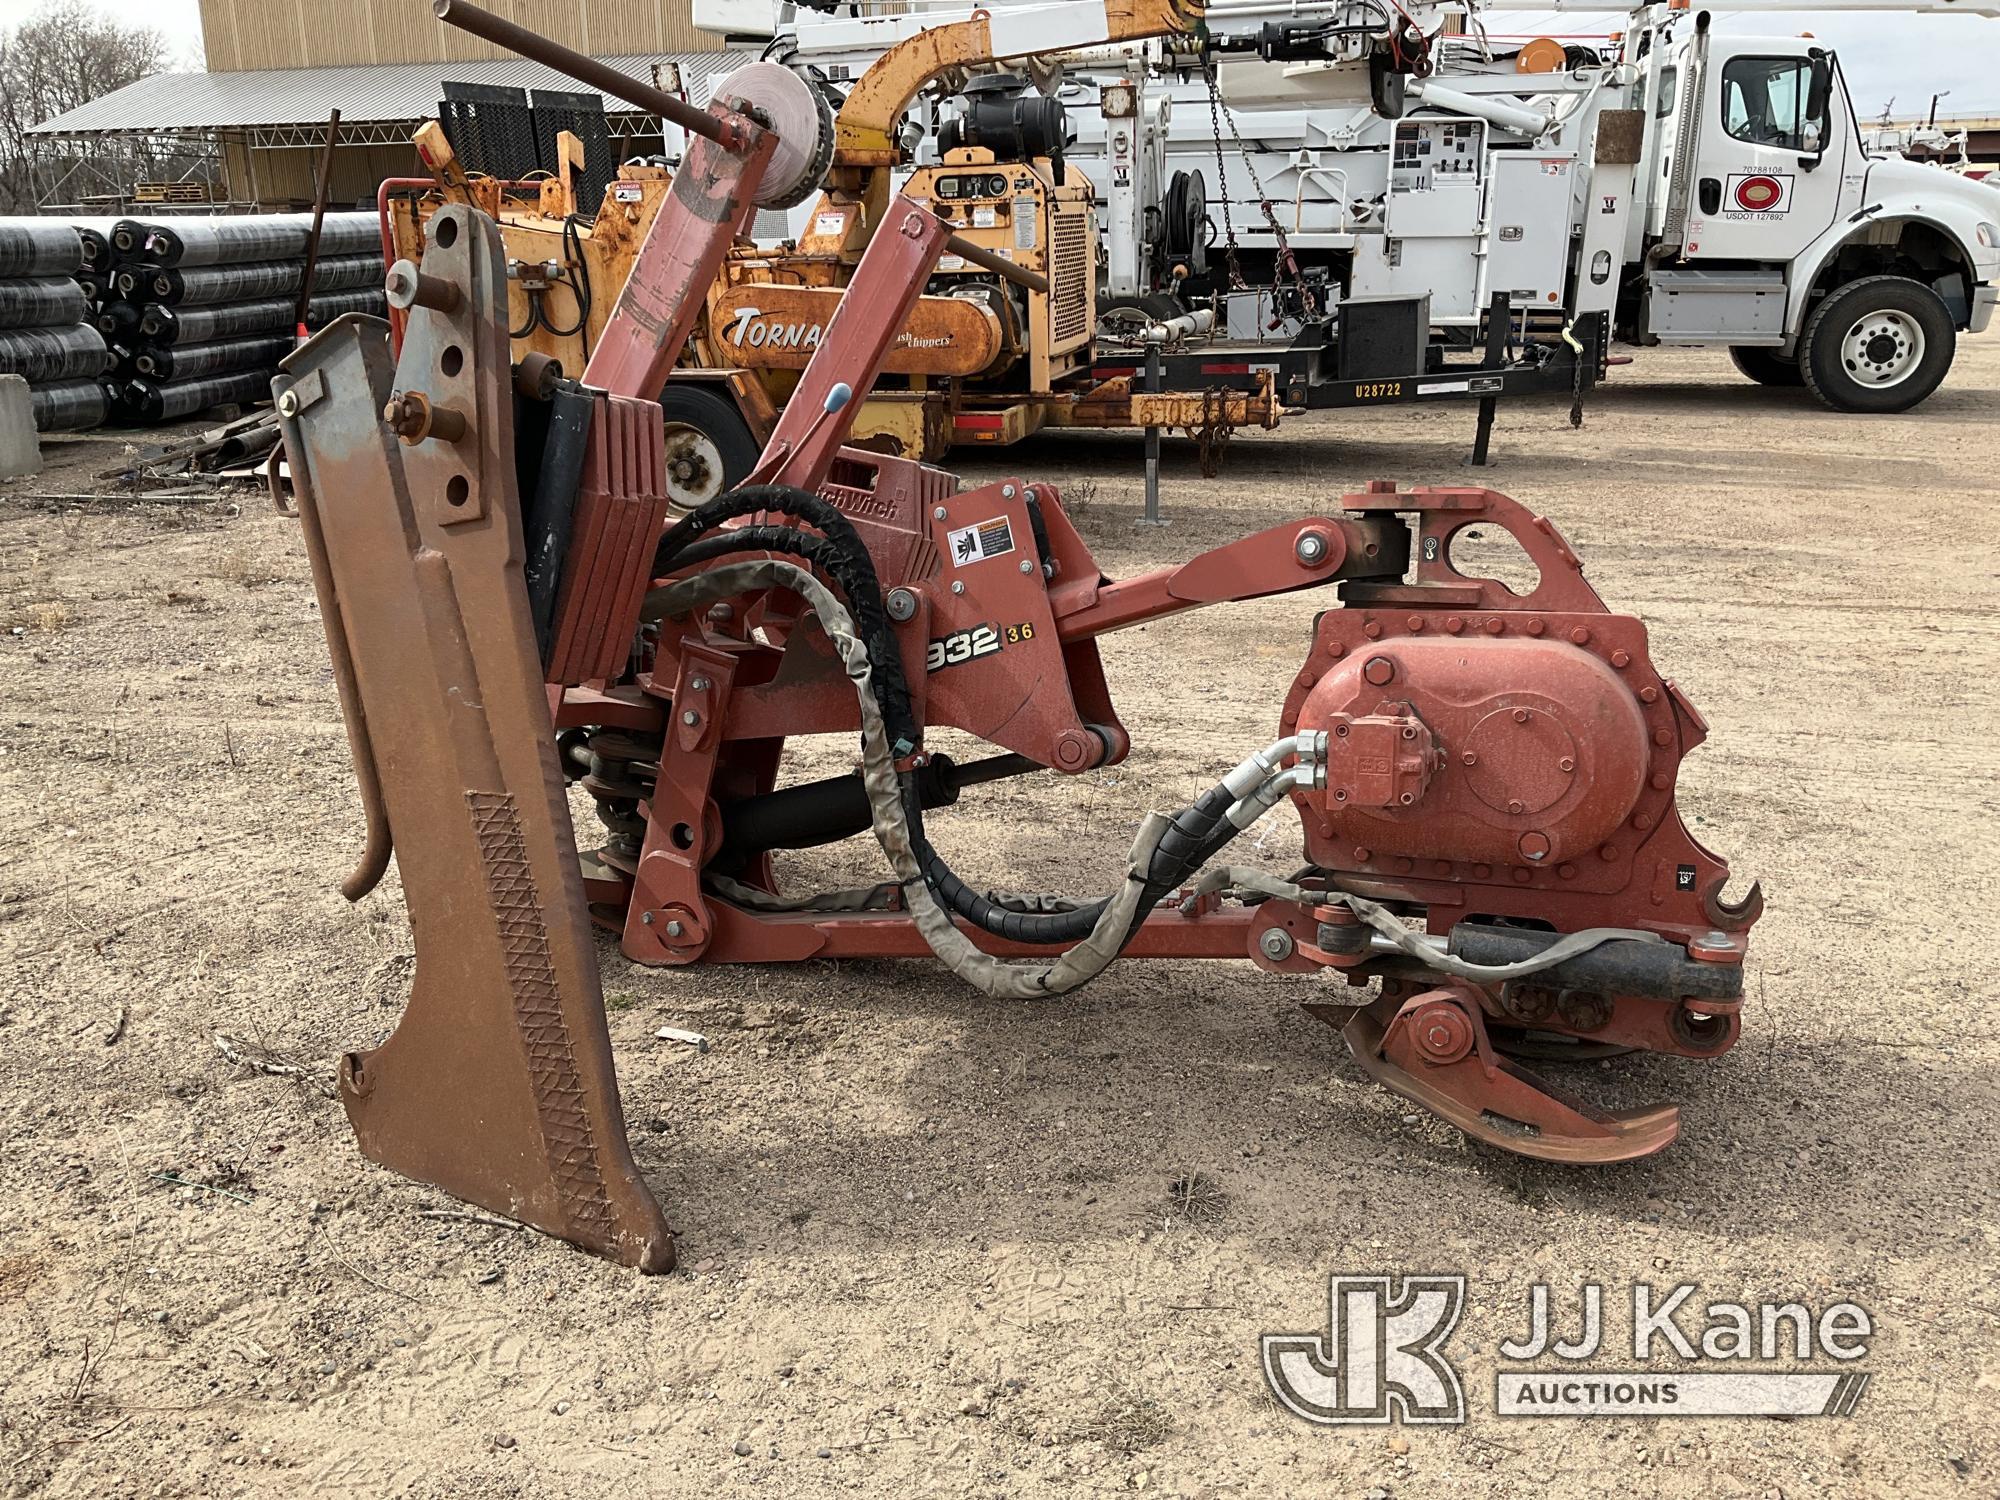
<box><xmin>667</xmin><ymin>523</ymin><xmax>918</xmax><ymax>756</ymax></box>
<box><xmin>658</xmin><ymin>485</ymin><xmax>1264</xmax><ymax>951</ymax></box>
<box><xmin>904</xmin><ymin>779</ymin><xmax>1246</xmax><ymax>947</ymax></box>
<box><xmin>658</xmin><ymin>485</ymin><xmax>918</xmax><ymax>753</ymax></box>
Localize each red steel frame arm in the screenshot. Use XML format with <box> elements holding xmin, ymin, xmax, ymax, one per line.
<box><xmin>744</xmin><ymin>197</ymin><xmax>1050</xmax><ymax>494</ymax></box>
<box><xmin>743</xmin><ymin>195</ymin><xmax>954</xmax><ymax>492</ymax></box>
<box><xmin>580</xmin><ymin>119</ymin><xmax>777</xmax><ymax>401</ymax></box>
<box><xmin>1051</xmin><ymin>516</ymin><xmax>1396</xmax><ymax>642</ymax></box>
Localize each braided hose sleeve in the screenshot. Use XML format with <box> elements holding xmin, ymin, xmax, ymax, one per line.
<box><xmin>1181</xmin><ymin>867</ymin><xmax>1666</xmax><ymax>982</ymax></box>
<box><xmin>645</xmin><ymin>560</ymin><xmax>1302</xmax><ymax>998</ymax></box>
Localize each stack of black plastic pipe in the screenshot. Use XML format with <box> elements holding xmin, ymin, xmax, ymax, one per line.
<box><xmin>0</xmin><ymin>219</ymin><xmax>113</xmax><ymax>432</ymax></box>
<box><xmin>86</xmin><ymin>211</ymin><xmax>388</xmax><ymax>426</ymax></box>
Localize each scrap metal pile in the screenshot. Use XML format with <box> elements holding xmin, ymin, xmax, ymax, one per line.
<box><xmin>276</xmin><ymin>1</ymin><xmax>1760</xmax><ymax>1272</ymax></box>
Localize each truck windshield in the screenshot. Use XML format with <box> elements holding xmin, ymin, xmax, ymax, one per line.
<box><xmin>1720</xmin><ymin>55</ymin><xmax>1829</xmax><ymax>152</ymax></box>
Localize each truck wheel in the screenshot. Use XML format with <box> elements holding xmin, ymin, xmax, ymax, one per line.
<box><xmin>658</xmin><ymin>384</ymin><xmax>758</xmax><ymax>515</ymax></box>
<box><xmin>1799</xmin><ymin>275</ymin><xmax>1956</xmax><ymax>414</ymax></box>
<box><xmin>1727</xmin><ymin>346</ymin><xmax>1803</xmax><ymax>387</ymax></box>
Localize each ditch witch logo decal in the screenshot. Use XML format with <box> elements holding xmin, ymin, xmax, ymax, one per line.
<box><xmin>1264</xmin><ymin>1276</ymin><xmax>1873</xmax><ymax>1424</ymax></box>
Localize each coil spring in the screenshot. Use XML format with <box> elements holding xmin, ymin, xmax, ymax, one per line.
<box><xmin>572</xmin><ymin>729</ymin><xmax>661</xmax><ymax>873</ymax></box>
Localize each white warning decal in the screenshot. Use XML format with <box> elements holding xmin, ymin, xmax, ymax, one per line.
<box><xmin>946</xmin><ymin>515</ymin><xmax>1016</xmax><ymax>566</ymax></box>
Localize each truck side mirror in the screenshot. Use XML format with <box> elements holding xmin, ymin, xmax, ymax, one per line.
<box><xmin>1800</xmin><ymin>54</ymin><xmax>1832</xmax><ymax>170</ymax></box>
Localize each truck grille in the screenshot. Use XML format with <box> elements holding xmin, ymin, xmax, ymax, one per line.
<box><xmin>1050</xmin><ymin>214</ymin><xmax>1089</xmax><ymax>344</ymax></box>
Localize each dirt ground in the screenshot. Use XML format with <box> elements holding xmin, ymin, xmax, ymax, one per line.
<box><xmin>1</xmin><ymin>342</ymin><xmax>1996</xmax><ymax>1499</ymax></box>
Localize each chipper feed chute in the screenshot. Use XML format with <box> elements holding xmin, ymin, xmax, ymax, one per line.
<box><xmin>277</xmin><ymin>13</ymin><xmax>1761</xmax><ymax>1270</ymax></box>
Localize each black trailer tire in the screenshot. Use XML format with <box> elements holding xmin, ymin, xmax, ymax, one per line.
<box><xmin>1727</xmin><ymin>345</ymin><xmax>1803</xmax><ymax>387</ymax></box>
<box><xmin>1798</xmin><ymin>275</ymin><xmax>1956</xmax><ymax>414</ymax></box>
<box><xmin>657</xmin><ymin>383</ymin><xmax>758</xmax><ymax>515</ymax></box>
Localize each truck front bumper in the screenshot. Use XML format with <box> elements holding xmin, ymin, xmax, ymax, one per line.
<box><xmin>1971</xmin><ymin>284</ymin><xmax>1998</xmax><ymax>336</ymax></box>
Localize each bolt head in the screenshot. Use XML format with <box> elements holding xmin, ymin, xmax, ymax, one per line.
<box><xmin>641</xmin><ymin>911</ymin><xmax>654</xmax><ymax>925</ymax></box>
<box><xmin>1019</xmin><ymin>558</ymin><xmax>1033</xmax><ymax>574</ymax></box>
<box><xmin>1362</xmin><ymin>656</ymin><xmax>1395</xmax><ymax>687</ymax></box>
<box><xmin>1295</xmin><ymin>531</ymin><xmax>1327</xmax><ymax>565</ymax></box>
<box><xmin>277</xmin><ymin>390</ymin><xmax>299</xmax><ymax>417</ymax></box>
<box><xmin>934</xmin><ymin>506</ymin><xmax>948</xmax><ymax>521</ymax></box>
<box><xmin>665</xmin><ymin>920</ymin><xmax>684</xmax><ymax>938</ymax></box>
<box><xmin>690</xmin><ymin>676</ymin><xmax>709</xmax><ymax>692</ymax></box>
<box><xmin>951</xmin><ymin>580</ymin><xmax>966</xmax><ymax>595</ymax></box>
<box><xmin>885</xmin><ymin>588</ymin><xmax>917</xmax><ymax>622</ymax></box>
<box><xmin>1259</xmin><ymin>929</ymin><xmax>1295</xmax><ymax>961</ymax></box>
<box><xmin>683</xmin><ymin>710</ymin><xmax>700</xmax><ymax>726</ymax></box>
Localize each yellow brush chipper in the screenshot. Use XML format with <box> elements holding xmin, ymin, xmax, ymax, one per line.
<box><xmin>382</xmin><ymin>0</ymin><xmax>1603</xmax><ymax>509</ymax></box>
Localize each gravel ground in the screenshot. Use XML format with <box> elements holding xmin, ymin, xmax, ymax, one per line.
<box><xmin>0</xmin><ymin>342</ymin><xmax>1995</xmax><ymax>1498</ymax></box>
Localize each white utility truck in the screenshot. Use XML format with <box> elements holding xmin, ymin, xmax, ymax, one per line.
<box><xmin>753</xmin><ymin>0</ymin><xmax>2000</xmax><ymax>411</ymax></box>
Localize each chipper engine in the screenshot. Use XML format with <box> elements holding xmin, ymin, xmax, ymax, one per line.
<box><xmin>274</xmin><ymin>2</ymin><xmax>1760</xmax><ymax>1271</ymax></box>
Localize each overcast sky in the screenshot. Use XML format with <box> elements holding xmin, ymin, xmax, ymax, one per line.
<box><xmin>56</xmin><ymin>0</ymin><xmax>2000</xmax><ymax>119</ymax></box>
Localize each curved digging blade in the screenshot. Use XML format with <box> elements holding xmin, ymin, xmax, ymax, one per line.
<box><xmin>1337</xmin><ymin>999</ymin><xmax>1680</xmax><ymax>1165</ymax></box>
<box><xmin>275</xmin><ymin>206</ymin><xmax>673</xmax><ymax>1271</ymax></box>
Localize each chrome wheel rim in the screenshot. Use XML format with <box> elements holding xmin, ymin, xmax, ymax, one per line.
<box><xmin>1840</xmin><ymin>309</ymin><xmax>1925</xmax><ymax>389</ymax></box>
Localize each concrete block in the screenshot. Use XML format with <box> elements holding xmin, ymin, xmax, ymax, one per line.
<box><xmin>0</xmin><ymin>374</ymin><xmax>40</xmax><ymax>479</ymax></box>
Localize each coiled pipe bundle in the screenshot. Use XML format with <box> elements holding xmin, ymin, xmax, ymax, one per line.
<box><xmin>0</xmin><ymin>277</ymin><xmax>89</xmax><ymax>330</ymax></box>
<box><xmin>0</xmin><ymin>220</ymin><xmax>84</xmax><ymax>279</ymax></box>
<box><xmin>0</xmin><ymin>322</ymin><xmax>109</xmax><ymax>384</ymax></box>
<box><xmin>140</xmin><ymin>287</ymin><xmax>386</xmax><ymax>345</ymax></box>
<box><xmin>135</xmin><ymin>333</ymin><xmax>294</xmax><ymax>382</ymax></box>
<box><xmin>119</xmin><ymin>252</ymin><xmax>383</xmax><ymax>308</ymax></box>
<box><xmin>121</xmin><ymin>368</ymin><xmax>276</xmax><ymax>425</ymax></box>
<box><xmin>29</xmin><ymin>379</ymin><xmax>110</xmax><ymax>432</ymax></box>
<box><xmin>140</xmin><ymin>211</ymin><xmax>380</xmax><ymax>268</ymax></box>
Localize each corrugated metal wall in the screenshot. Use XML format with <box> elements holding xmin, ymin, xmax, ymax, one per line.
<box><xmin>200</xmin><ymin>0</ymin><xmax>719</xmax><ymax>71</ymax></box>
<box><xmin>222</xmin><ymin>138</ymin><xmax>423</xmax><ymax>207</ymax></box>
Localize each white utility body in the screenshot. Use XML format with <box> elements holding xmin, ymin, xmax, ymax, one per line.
<box><xmin>710</xmin><ymin>0</ymin><xmax>2000</xmax><ymax>410</ymax></box>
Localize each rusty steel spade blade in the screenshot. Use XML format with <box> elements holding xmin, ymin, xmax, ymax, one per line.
<box><xmin>275</xmin><ymin>206</ymin><xmax>673</xmax><ymax>1271</ymax></box>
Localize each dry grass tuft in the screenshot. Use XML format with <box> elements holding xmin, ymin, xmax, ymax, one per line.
<box><xmin>214</xmin><ymin>547</ymin><xmax>281</xmax><ymax>588</ymax></box>
<box><xmin>1164</xmin><ymin>1171</ymin><xmax>1228</xmax><ymax>1224</ymax></box>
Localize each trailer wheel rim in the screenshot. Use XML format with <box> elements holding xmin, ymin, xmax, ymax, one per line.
<box><xmin>1840</xmin><ymin>309</ymin><xmax>1925</xmax><ymax>389</ymax></box>
<box><xmin>661</xmin><ymin>423</ymin><xmax>726</xmax><ymax>509</ymax></box>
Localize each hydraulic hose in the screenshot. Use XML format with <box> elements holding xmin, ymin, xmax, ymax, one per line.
<box><xmin>643</xmin><ymin>486</ymin><xmax>1319</xmax><ymax>949</ymax></box>
<box><xmin>645</xmin><ymin>558</ymin><xmax>1313</xmax><ymax>999</ymax></box>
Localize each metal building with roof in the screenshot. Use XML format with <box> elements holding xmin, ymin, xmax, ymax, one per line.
<box><xmin>26</xmin><ymin>0</ymin><xmax>731</xmax><ymax>210</ymax></box>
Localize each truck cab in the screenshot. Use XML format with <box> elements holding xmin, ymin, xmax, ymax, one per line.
<box><xmin>1643</xmin><ymin>21</ymin><xmax>2000</xmax><ymax>410</ymax></box>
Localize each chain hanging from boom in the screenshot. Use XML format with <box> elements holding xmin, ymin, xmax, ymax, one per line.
<box><xmin>1201</xmin><ymin>57</ymin><xmax>1319</xmax><ymax>321</ymax></box>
